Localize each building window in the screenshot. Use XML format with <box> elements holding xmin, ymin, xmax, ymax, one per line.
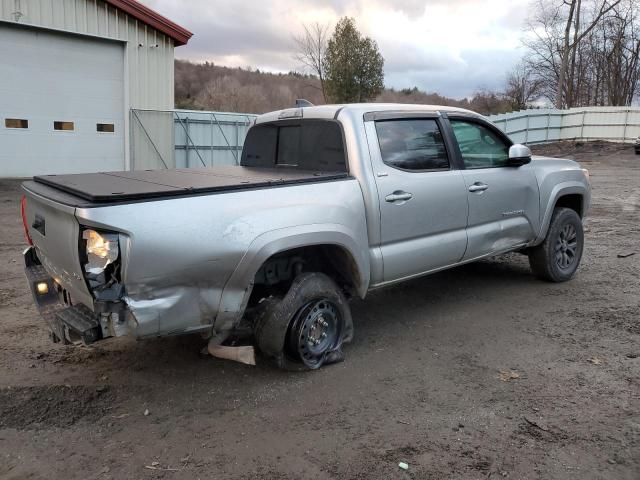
<box><xmin>5</xmin><ymin>118</ymin><xmax>28</xmax><ymax>129</ymax></box>
<box><xmin>54</xmin><ymin>121</ymin><xmax>74</xmax><ymax>131</ymax></box>
<box><xmin>97</xmin><ymin>123</ymin><xmax>115</xmax><ymax>133</ymax></box>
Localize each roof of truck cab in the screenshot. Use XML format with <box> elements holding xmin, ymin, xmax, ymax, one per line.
<box><xmin>255</xmin><ymin>103</ymin><xmax>483</xmax><ymax>124</ymax></box>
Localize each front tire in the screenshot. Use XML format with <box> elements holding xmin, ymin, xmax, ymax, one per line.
<box><xmin>528</xmin><ymin>207</ymin><xmax>584</xmax><ymax>282</ymax></box>
<box><xmin>253</xmin><ymin>272</ymin><xmax>353</xmax><ymax>370</ymax></box>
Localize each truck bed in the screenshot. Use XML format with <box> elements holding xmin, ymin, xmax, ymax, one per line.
<box><xmin>29</xmin><ymin>166</ymin><xmax>349</xmax><ymax>205</ymax></box>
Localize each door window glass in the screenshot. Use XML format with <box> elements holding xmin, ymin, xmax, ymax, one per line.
<box><xmin>450</xmin><ymin>120</ymin><xmax>509</xmax><ymax>168</ymax></box>
<box><xmin>375</xmin><ymin>119</ymin><xmax>449</xmax><ymax>171</ymax></box>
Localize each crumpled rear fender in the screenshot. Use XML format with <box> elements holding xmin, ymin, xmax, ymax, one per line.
<box><xmin>213</xmin><ymin>224</ymin><xmax>370</xmax><ymax>334</ymax></box>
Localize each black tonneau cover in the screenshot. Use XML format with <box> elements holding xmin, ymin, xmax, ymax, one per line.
<box><xmin>33</xmin><ymin>166</ymin><xmax>349</xmax><ymax>203</ymax></box>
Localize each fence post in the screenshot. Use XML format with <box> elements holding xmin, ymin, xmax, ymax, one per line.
<box><xmin>235</xmin><ymin>121</ymin><xmax>239</xmax><ymax>165</ymax></box>
<box><xmin>130</xmin><ymin>109</ymin><xmax>135</xmax><ymax>171</ymax></box>
<box><xmin>623</xmin><ymin>108</ymin><xmax>630</xmax><ymax>142</ymax></box>
<box><xmin>545</xmin><ymin>112</ymin><xmax>550</xmax><ymax>142</ymax></box>
<box><xmin>524</xmin><ymin>111</ymin><xmax>530</xmax><ymax>144</ymax></box>
<box><xmin>210</xmin><ymin>114</ymin><xmax>214</xmax><ymax>166</ymax></box>
<box><xmin>579</xmin><ymin>110</ymin><xmax>586</xmax><ymax>141</ymax></box>
<box><xmin>185</xmin><ymin>116</ymin><xmax>190</xmax><ymax>168</ymax></box>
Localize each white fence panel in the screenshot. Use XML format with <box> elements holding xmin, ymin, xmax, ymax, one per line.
<box><xmin>131</xmin><ymin>109</ymin><xmax>257</xmax><ymax>170</ymax></box>
<box><xmin>132</xmin><ymin>106</ymin><xmax>639</xmax><ymax>170</ymax></box>
<box><xmin>487</xmin><ymin>107</ymin><xmax>640</xmax><ymax>145</ymax></box>
<box><xmin>174</xmin><ymin>110</ymin><xmax>256</xmax><ymax>168</ymax></box>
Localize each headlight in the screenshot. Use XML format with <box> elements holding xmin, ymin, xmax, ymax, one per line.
<box><xmin>82</xmin><ymin>229</ymin><xmax>119</xmax><ymax>273</ymax></box>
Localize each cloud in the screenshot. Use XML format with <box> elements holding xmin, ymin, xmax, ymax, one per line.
<box><xmin>385</xmin><ymin>48</ymin><xmax>524</xmax><ymax>98</ymax></box>
<box><xmin>142</xmin><ymin>0</ymin><xmax>529</xmax><ymax>98</ymax></box>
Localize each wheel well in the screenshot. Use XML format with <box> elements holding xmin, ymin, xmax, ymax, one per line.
<box><xmin>249</xmin><ymin>245</ymin><xmax>360</xmax><ymax>305</ymax></box>
<box><xmin>555</xmin><ymin>194</ymin><xmax>583</xmax><ymax>217</ymax></box>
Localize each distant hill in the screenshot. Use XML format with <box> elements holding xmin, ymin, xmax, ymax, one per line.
<box><xmin>174</xmin><ymin>59</ymin><xmax>512</xmax><ymax>115</ymax></box>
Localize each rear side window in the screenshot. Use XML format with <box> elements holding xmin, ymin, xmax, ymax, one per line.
<box><xmin>375</xmin><ymin>119</ymin><xmax>449</xmax><ymax>171</ymax></box>
<box><xmin>241</xmin><ymin>120</ymin><xmax>347</xmax><ymax>172</ymax></box>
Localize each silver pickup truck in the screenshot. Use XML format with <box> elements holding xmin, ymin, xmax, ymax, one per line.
<box><xmin>21</xmin><ymin>103</ymin><xmax>591</xmax><ymax>369</ymax></box>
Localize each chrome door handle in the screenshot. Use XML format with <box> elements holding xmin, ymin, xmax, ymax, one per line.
<box><xmin>468</xmin><ymin>182</ymin><xmax>489</xmax><ymax>193</ymax></box>
<box><xmin>385</xmin><ymin>191</ymin><xmax>413</xmax><ymax>202</ymax></box>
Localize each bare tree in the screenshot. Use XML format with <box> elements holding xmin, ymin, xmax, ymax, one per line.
<box><xmin>557</xmin><ymin>0</ymin><xmax>621</xmax><ymax>107</ymax></box>
<box><xmin>293</xmin><ymin>22</ymin><xmax>330</xmax><ymax>102</ymax></box>
<box><xmin>522</xmin><ymin>0</ymin><xmax>637</xmax><ymax>108</ymax></box>
<box><xmin>599</xmin><ymin>0</ymin><xmax>640</xmax><ymax>104</ymax></box>
<box><xmin>504</xmin><ymin>62</ymin><xmax>544</xmax><ymax>109</ymax></box>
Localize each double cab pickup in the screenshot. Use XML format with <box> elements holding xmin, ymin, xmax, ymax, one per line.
<box><xmin>21</xmin><ymin>103</ymin><xmax>591</xmax><ymax>369</ymax></box>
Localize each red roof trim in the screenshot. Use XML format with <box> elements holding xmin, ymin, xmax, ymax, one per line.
<box><xmin>105</xmin><ymin>0</ymin><xmax>193</xmax><ymax>46</ymax></box>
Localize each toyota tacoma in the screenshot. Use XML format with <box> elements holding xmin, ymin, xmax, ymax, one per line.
<box><xmin>21</xmin><ymin>103</ymin><xmax>591</xmax><ymax>369</ymax></box>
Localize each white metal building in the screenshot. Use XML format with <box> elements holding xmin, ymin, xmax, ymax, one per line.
<box><xmin>0</xmin><ymin>0</ymin><xmax>192</xmax><ymax>177</ymax></box>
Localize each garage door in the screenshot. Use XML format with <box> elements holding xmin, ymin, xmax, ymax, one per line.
<box><xmin>0</xmin><ymin>23</ymin><xmax>125</xmax><ymax>177</ymax></box>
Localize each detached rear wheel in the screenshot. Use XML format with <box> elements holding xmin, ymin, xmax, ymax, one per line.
<box><xmin>286</xmin><ymin>298</ymin><xmax>343</xmax><ymax>368</ymax></box>
<box><xmin>528</xmin><ymin>207</ymin><xmax>584</xmax><ymax>282</ymax></box>
<box><xmin>253</xmin><ymin>272</ymin><xmax>353</xmax><ymax>370</ymax></box>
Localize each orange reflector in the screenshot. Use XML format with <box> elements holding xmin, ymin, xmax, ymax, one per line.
<box><xmin>36</xmin><ymin>282</ymin><xmax>49</xmax><ymax>295</ymax></box>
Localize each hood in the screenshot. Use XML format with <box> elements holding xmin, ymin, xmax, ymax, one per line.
<box><xmin>530</xmin><ymin>155</ymin><xmax>582</xmax><ymax>171</ymax></box>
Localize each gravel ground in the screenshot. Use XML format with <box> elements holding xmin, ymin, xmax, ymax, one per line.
<box><xmin>0</xmin><ymin>141</ymin><xmax>638</xmax><ymax>480</ymax></box>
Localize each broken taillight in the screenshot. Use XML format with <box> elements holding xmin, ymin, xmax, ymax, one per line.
<box><xmin>20</xmin><ymin>195</ymin><xmax>33</xmax><ymax>246</ymax></box>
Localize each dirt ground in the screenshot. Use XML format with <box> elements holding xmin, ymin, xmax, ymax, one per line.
<box><xmin>0</xmin><ymin>141</ymin><xmax>638</xmax><ymax>480</ymax></box>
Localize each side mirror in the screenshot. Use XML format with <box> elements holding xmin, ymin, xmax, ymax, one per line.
<box><xmin>507</xmin><ymin>144</ymin><xmax>532</xmax><ymax>167</ymax></box>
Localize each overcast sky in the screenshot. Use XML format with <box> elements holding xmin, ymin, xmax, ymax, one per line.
<box><xmin>141</xmin><ymin>0</ymin><xmax>531</xmax><ymax>99</ymax></box>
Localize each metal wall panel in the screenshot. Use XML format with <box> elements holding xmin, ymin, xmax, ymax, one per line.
<box><xmin>1</xmin><ymin>0</ymin><xmax>177</xmax><ymax>175</ymax></box>
<box><xmin>131</xmin><ymin>109</ymin><xmax>175</xmax><ymax>170</ymax></box>
<box><xmin>1</xmin><ymin>0</ymin><xmax>175</xmax><ymax>110</ymax></box>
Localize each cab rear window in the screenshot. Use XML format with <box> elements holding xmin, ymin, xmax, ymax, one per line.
<box><xmin>241</xmin><ymin>120</ymin><xmax>347</xmax><ymax>172</ymax></box>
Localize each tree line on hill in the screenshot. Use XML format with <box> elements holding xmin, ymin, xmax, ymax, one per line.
<box><xmin>174</xmin><ymin>62</ymin><xmax>513</xmax><ymax>116</ymax></box>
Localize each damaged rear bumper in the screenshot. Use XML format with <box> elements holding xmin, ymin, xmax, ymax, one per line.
<box><xmin>24</xmin><ymin>246</ymin><xmax>132</xmax><ymax>345</ymax></box>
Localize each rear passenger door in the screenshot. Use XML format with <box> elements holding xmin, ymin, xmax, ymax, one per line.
<box><xmin>365</xmin><ymin>114</ymin><xmax>469</xmax><ymax>282</ymax></box>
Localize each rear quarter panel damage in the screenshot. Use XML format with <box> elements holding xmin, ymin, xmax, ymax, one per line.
<box><xmin>76</xmin><ymin>178</ymin><xmax>369</xmax><ymax>338</ymax></box>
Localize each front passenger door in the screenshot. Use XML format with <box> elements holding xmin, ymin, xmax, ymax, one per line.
<box><xmin>449</xmin><ymin>118</ymin><xmax>539</xmax><ymax>261</ymax></box>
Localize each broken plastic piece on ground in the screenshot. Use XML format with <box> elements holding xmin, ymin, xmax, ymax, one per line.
<box><xmin>208</xmin><ymin>342</ymin><xmax>256</xmax><ymax>366</ymax></box>
<box><xmin>617</xmin><ymin>252</ymin><xmax>635</xmax><ymax>258</ymax></box>
<box><xmin>498</xmin><ymin>369</ymin><xmax>520</xmax><ymax>381</ymax></box>
<box><xmin>398</xmin><ymin>462</ymin><xmax>409</xmax><ymax>470</ymax></box>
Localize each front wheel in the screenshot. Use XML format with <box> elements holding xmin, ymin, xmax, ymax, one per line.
<box><xmin>253</xmin><ymin>272</ymin><xmax>353</xmax><ymax>370</ymax></box>
<box><xmin>528</xmin><ymin>207</ymin><xmax>584</xmax><ymax>282</ymax></box>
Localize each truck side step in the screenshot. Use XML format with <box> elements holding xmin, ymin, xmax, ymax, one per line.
<box><xmin>55</xmin><ymin>304</ymin><xmax>102</xmax><ymax>345</ymax></box>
